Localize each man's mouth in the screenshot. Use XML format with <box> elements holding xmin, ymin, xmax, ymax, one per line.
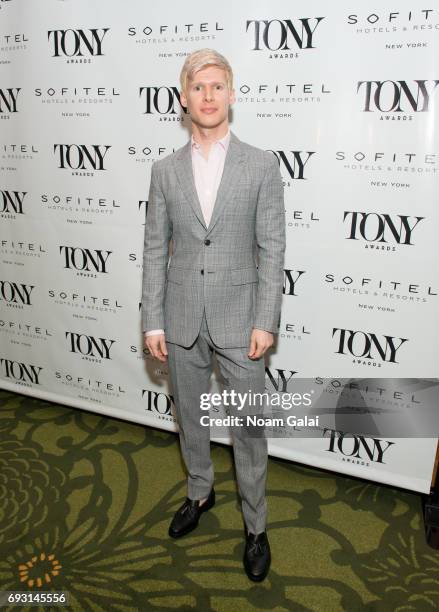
<box><xmin>201</xmin><ymin>107</ymin><xmax>217</xmax><ymax>114</ymax></box>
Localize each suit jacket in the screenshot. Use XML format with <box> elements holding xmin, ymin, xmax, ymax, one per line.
<box><xmin>141</xmin><ymin>131</ymin><xmax>286</xmax><ymax>348</ymax></box>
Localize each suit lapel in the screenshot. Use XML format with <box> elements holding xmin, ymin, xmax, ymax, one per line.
<box><xmin>173</xmin><ymin>131</ymin><xmax>245</xmax><ymax>234</ymax></box>
<box><xmin>174</xmin><ymin>141</ymin><xmax>207</xmax><ymax>230</ymax></box>
<box><xmin>206</xmin><ymin>131</ymin><xmax>245</xmax><ymax>235</ymax></box>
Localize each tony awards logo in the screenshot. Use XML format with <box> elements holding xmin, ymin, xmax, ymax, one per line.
<box><xmin>54</xmin><ymin>144</ymin><xmax>111</xmax><ymax>175</ymax></box>
<box><xmin>283</xmin><ymin>270</ymin><xmax>305</xmax><ymax>296</ymax></box>
<box><xmin>139</xmin><ymin>86</ymin><xmax>188</xmax><ymax>117</ymax></box>
<box><xmin>343</xmin><ymin>212</ymin><xmax>424</xmax><ymax>250</ymax></box>
<box><xmin>48</xmin><ymin>28</ymin><xmax>109</xmax><ymax>60</ymax></box>
<box><xmin>59</xmin><ymin>246</ymin><xmax>112</xmax><ymax>276</ymax></box>
<box><xmin>332</xmin><ymin>328</ymin><xmax>408</xmax><ymax>365</ymax></box>
<box><xmin>0</xmin><ymin>358</ymin><xmax>42</xmax><ymax>385</ymax></box>
<box><xmin>269</xmin><ymin>150</ymin><xmax>315</xmax><ymax>181</ymax></box>
<box><xmin>142</xmin><ymin>389</ymin><xmax>175</xmax><ymax>418</ymax></box>
<box><xmin>0</xmin><ymin>280</ymin><xmax>34</xmax><ymax>306</ymax></box>
<box><xmin>357</xmin><ymin>80</ymin><xmax>439</xmax><ymax>117</ymax></box>
<box><xmin>265</xmin><ymin>367</ymin><xmax>297</xmax><ymax>392</ymax></box>
<box><xmin>246</xmin><ymin>18</ymin><xmax>324</xmax><ymax>51</ymax></box>
<box><xmin>65</xmin><ymin>332</ymin><xmax>116</xmax><ymax>361</ymax></box>
<box><xmin>0</xmin><ymin>190</ymin><xmax>26</xmax><ymax>216</ymax></box>
<box><xmin>323</xmin><ymin>428</ymin><xmax>394</xmax><ymax>465</ymax></box>
<box><xmin>0</xmin><ymin>88</ymin><xmax>20</xmax><ymax>114</ymax></box>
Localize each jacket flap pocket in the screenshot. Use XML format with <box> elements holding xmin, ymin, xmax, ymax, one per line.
<box><xmin>231</xmin><ymin>267</ymin><xmax>259</xmax><ymax>285</ymax></box>
<box><xmin>167</xmin><ymin>267</ymin><xmax>183</xmax><ymax>284</ymax></box>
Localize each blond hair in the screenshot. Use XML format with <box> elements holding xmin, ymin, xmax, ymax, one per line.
<box><xmin>180</xmin><ymin>48</ymin><xmax>233</xmax><ymax>93</ymax></box>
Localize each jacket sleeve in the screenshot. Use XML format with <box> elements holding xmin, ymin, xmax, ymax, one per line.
<box><xmin>253</xmin><ymin>153</ymin><xmax>286</xmax><ymax>333</ymax></box>
<box><xmin>141</xmin><ymin>162</ymin><xmax>172</xmax><ymax>333</ymax></box>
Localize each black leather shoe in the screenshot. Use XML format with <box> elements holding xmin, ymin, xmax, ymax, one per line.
<box><xmin>168</xmin><ymin>488</ymin><xmax>215</xmax><ymax>538</ymax></box>
<box><xmin>243</xmin><ymin>530</ymin><xmax>271</xmax><ymax>582</ymax></box>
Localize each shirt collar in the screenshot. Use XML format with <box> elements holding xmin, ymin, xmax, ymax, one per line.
<box><xmin>191</xmin><ymin>129</ymin><xmax>231</xmax><ymax>152</ymax></box>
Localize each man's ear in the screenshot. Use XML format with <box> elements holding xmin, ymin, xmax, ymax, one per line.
<box><xmin>180</xmin><ymin>90</ymin><xmax>187</xmax><ymax>108</ymax></box>
<box><xmin>229</xmin><ymin>88</ymin><xmax>236</xmax><ymax>105</ymax></box>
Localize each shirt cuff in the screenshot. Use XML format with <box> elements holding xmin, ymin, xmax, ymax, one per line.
<box><xmin>144</xmin><ymin>329</ymin><xmax>165</xmax><ymax>336</ymax></box>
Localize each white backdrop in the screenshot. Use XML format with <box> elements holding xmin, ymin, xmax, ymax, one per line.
<box><xmin>1</xmin><ymin>0</ymin><xmax>438</xmax><ymax>493</ymax></box>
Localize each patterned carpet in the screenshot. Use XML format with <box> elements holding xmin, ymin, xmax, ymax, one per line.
<box><xmin>0</xmin><ymin>388</ymin><xmax>438</xmax><ymax>611</ymax></box>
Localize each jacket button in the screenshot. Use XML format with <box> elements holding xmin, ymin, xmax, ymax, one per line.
<box><xmin>201</xmin><ymin>269</ymin><xmax>204</xmax><ymax>275</ymax></box>
<box><xmin>204</xmin><ymin>239</ymin><xmax>211</xmax><ymax>245</ymax></box>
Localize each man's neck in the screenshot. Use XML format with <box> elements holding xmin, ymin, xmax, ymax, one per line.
<box><xmin>191</xmin><ymin>123</ymin><xmax>230</xmax><ymax>159</ymax></box>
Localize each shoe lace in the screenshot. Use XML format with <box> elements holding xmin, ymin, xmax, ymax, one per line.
<box><xmin>180</xmin><ymin>500</ymin><xmax>196</xmax><ymax>516</ymax></box>
<box><xmin>248</xmin><ymin>539</ymin><xmax>265</xmax><ymax>556</ymax></box>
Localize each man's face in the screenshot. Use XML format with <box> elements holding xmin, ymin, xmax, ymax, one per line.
<box><xmin>181</xmin><ymin>65</ymin><xmax>235</xmax><ymax>130</ymax></box>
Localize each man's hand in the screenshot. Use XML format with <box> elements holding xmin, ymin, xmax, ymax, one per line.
<box><xmin>144</xmin><ymin>333</ymin><xmax>168</xmax><ymax>362</ymax></box>
<box><xmin>248</xmin><ymin>328</ymin><xmax>274</xmax><ymax>360</ymax></box>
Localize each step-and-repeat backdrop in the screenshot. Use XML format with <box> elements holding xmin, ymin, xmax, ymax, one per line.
<box><xmin>1</xmin><ymin>0</ymin><xmax>438</xmax><ymax>492</ymax></box>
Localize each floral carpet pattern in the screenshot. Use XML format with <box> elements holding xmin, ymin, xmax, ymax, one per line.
<box><xmin>0</xmin><ymin>388</ymin><xmax>438</xmax><ymax>611</ymax></box>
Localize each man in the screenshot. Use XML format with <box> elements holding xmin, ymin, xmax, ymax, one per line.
<box><xmin>142</xmin><ymin>48</ymin><xmax>285</xmax><ymax>582</ymax></box>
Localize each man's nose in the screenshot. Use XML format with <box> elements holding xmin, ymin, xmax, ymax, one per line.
<box><xmin>204</xmin><ymin>87</ymin><xmax>214</xmax><ymax>101</ymax></box>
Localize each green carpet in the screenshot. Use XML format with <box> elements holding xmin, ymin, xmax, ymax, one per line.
<box><xmin>0</xmin><ymin>388</ymin><xmax>438</xmax><ymax>611</ymax></box>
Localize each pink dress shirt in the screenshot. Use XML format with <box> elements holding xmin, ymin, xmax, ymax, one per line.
<box><xmin>191</xmin><ymin>129</ymin><xmax>230</xmax><ymax>227</ymax></box>
<box><xmin>145</xmin><ymin>131</ymin><xmax>230</xmax><ymax>336</ymax></box>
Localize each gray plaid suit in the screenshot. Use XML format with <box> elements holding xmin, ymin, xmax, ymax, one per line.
<box><xmin>142</xmin><ymin>131</ymin><xmax>285</xmax><ymax>533</ymax></box>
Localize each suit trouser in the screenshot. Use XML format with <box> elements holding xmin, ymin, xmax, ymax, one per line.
<box><xmin>166</xmin><ymin>308</ymin><xmax>268</xmax><ymax>535</ymax></box>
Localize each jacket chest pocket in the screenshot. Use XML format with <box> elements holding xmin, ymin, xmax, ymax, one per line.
<box><xmin>231</xmin><ymin>267</ymin><xmax>259</xmax><ymax>285</ymax></box>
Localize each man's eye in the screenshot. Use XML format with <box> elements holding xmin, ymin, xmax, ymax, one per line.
<box><xmin>194</xmin><ymin>85</ymin><xmax>202</xmax><ymax>91</ymax></box>
<box><xmin>216</xmin><ymin>85</ymin><xmax>223</xmax><ymax>90</ymax></box>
